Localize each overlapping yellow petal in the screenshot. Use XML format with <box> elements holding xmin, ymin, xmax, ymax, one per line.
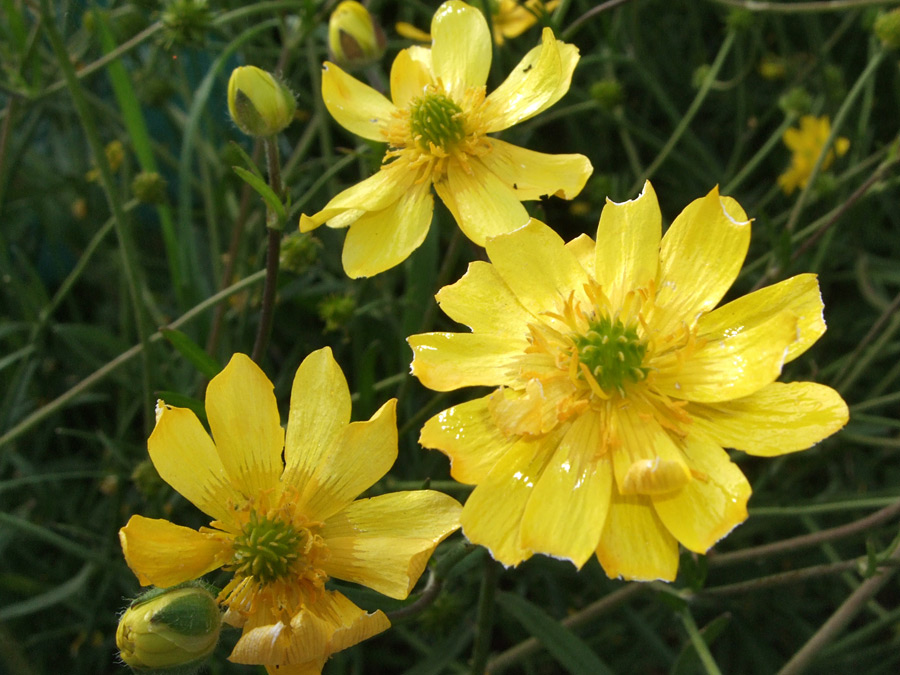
<box><xmin>460</xmin><ymin>438</ymin><xmax>547</xmax><ymax>567</ymax></box>
<box><xmin>595</xmin><ymin>487</ymin><xmax>679</xmax><ymax>582</ymax></box>
<box><xmin>119</xmin><ymin>516</ymin><xmax>231</xmax><ymax>588</ymax></box>
<box><xmin>697</xmin><ymin>273</ymin><xmax>825</xmax><ymax>363</ymax></box>
<box><xmin>206</xmin><ymin>353</ymin><xmax>284</xmax><ymax>498</ymax></box>
<box><xmin>321</xmin><ymin>61</ymin><xmax>395</xmax><ymax>141</ymax></box>
<box><xmin>485</xmin><ymin>218</ymin><xmax>590</xmax><ymax>312</ymax></box>
<box><xmin>341</xmin><ymin>177</ymin><xmax>434</xmax><ymax>278</ymax></box>
<box><xmin>297</xmin><ymin>399</ymin><xmax>398</xmax><ymax>522</ymax></box>
<box><xmin>484</xmin><ymin>28</ymin><xmax>579</xmax><ymax>132</ymax></box>
<box><xmin>419</xmin><ymin>394</ymin><xmax>516</xmax><ymax>484</ymax></box>
<box><xmin>282</xmin><ymin>348</ymin><xmax>352</xmax><ymax>491</ymax></box>
<box><xmin>610</xmin><ymin>403</ymin><xmax>691</xmax><ymax>495</ymax></box>
<box><xmin>687</xmin><ymin>381</ymin><xmax>848</xmax><ymax>456</ymax></box>
<box><xmin>479</xmin><ymin>138</ymin><xmax>592</xmax><ymax>202</ymax></box>
<box><xmin>320</xmin><ymin>491</ymin><xmax>462</xmax><ymax>598</ymax></box>
<box><xmin>436</xmin><ymin>161</ymin><xmax>530</xmax><ymax>246</ymax></box>
<box><xmin>409</xmin><ymin>332</ymin><xmax>522</xmax><ymax>390</ymax></box>
<box><xmin>653</xmin><ymin>187</ymin><xmax>751</xmax><ymax>334</ymax></box>
<box><xmin>390</xmin><ymin>46</ymin><xmax>433</xmax><ymax>108</ymax></box>
<box><xmin>147</xmin><ymin>403</ymin><xmax>235</xmax><ymax>524</ymax></box>
<box><xmin>431</xmin><ymin>0</ymin><xmax>492</xmax><ymax>98</ymax></box>
<box><xmin>653</xmin><ymin>312</ymin><xmax>797</xmax><ymax>403</ymax></box>
<box><xmin>593</xmin><ymin>181</ymin><xmax>661</xmax><ymax>306</ymax></box>
<box><xmin>520</xmin><ymin>413</ymin><xmax>612</xmax><ymax>568</ymax></box>
<box><xmin>652</xmin><ymin>435</ymin><xmax>751</xmax><ymax>553</ymax></box>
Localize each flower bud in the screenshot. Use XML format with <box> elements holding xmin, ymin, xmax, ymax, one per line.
<box><xmin>132</xmin><ymin>172</ymin><xmax>168</xmax><ymax>205</ymax></box>
<box><xmin>328</xmin><ymin>1</ymin><xmax>387</xmax><ymax>70</ymax></box>
<box><xmin>116</xmin><ymin>583</ymin><xmax>222</xmax><ymax>673</ymax></box>
<box><xmin>874</xmin><ymin>9</ymin><xmax>900</xmax><ymax>50</ymax></box>
<box><xmin>227</xmin><ymin>66</ymin><xmax>296</xmax><ymax>137</ymax></box>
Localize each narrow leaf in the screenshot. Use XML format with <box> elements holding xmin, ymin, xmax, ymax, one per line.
<box><xmin>160</xmin><ymin>328</ymin><xmax>222</xmax><ymax>379</ymax></box>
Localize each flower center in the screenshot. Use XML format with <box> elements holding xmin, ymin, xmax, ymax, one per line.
<box><xmin>230</xmin><ymin>511</ymin><xmax>305</xmax><ymax>584</ymax></box>
<box><xmin>573</xmin><ymin>316</ymin><xmax>649</xmax><ymax>395</ymax></box>
<box><xmin>408</xmin><ymin>93</ymin><xmax>466</xmax><ymax>152</ymax></box>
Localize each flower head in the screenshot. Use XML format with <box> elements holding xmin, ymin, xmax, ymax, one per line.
<box><xmin>408</xmin><ymin>182</ymin><xmax>848</xmax><ymax>581</ymax></box>
<box><xmin>491</xmin><ymin>0</ymin><xmax>560</xmax><ymax>45</ymax></box>
<box><xmin>778</xmin><ymin>115</ymin><xmax>849</xmax><ymax>195</ymax></box>
<box><xmin>301</xmin><ymin>0</ymin><xmax>592</xmax><ymax>278</ymax></box>
<box><xmin>227</xmin><ymin>65</ymin><xmax>296</xmax><ymax>137</ymax></box>
<box><xmin>120</xmin><ymin>349</ymin><xmax>461</xmax><ymax>672</ymax></box>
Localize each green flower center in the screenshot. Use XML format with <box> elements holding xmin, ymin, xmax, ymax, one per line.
<box><xmin>573</xmin><ymin>317</ymin><xmax>649</xmax><ymax>394</ymax></box>
<box><xmin>231</xmin><ymin>512</ymin><xmax>304</xmax><ymax>584</ymax></box>
<box><xmin>408</xmin><ymin>93</ymin><xmax>466</xmax><ymax>151</ymax></box>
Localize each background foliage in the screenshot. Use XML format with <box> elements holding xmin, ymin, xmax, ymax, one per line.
<box><xmin>2</xmin><ymin>0</ymin><xmax>900</xmax><ymax>673</ymax></box>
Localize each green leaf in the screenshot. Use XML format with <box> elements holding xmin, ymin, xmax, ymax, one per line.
<box><xmin>228</xmin><ymin>140</ymin><xmax>264</xmax><ymax>181</ymax></box>
<box><xmin>232</xmin><ymin>165</ymin><xmax>287</xmax><ymax>227</ymax></box>
<box><xmin>671</xmin><ymin>612</ymin><xmax>731</xmax><ymax>675</ymax></box>
<box><xmin>496</xmin><ymin>591</ymin><xmax>615</xmax><ymax>675</ymax></box>
<box><xmin>160</xmin><ymin>328</ymin><xmax>222</xmax><ymax>379</ymax></box>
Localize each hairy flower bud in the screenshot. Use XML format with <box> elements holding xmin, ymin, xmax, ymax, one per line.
<box><xmin>227</xmin><ymin>66</ymin><xmax>296</xmax><ymax>137</ymax></box>
<box><xmin>328</xmin><ymin>1</ymin><xmax>387</xmax><ymax>70</ymax></box>
<box><xmin>116</xmin><ymin>583</ymin><xmax>222</xmax><ymax>673</ymax></box>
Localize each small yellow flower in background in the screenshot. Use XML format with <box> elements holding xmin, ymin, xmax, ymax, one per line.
<box><xmin>85</xmin><ymin>139</ymin><xmax>125</xmax><ymax>182</ymax></box>
<box><xmin>408</xmin><ymin>182</ymin><xmax>848</xmax><ymax>581</ymax></box>
<box><xmin>120</xmin><ymin>349</ymin><xmax>461</xmax><ymax>673</ymax></box>
<box><xmin>328</xmin><ymin>1</ymin><xmax>387</xmax><ymax>70</ymax></box>
<box><xmin>227</xmin><ymin>65</ymin><xmax>296</xmax><ymax>137</ymax></box>
<box><xmin>396</xmin><ymin>0</ymin><xmax>560</xmax><ymax>46</ymax></box>
<box><xmin>778</xmin><ymin>114</ymin><xmax>849</xmax><ymax>195</ymax></box>
<box><xmin>117</xmin><ymin>583</ymin><xmax>222</xmax><ymax>671</ymax></box>
<box><xmin>301</xmin><ymin>0</ymin><xmax>592</xmax><ymax>278</ymax></box>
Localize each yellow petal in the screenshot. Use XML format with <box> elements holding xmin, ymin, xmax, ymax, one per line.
<box><xmin>653</xmin><ymin>311</ymin><xmax>798</xmax><ymax>403</ymax></box>
<box><xmin>282</xmin><ymin>348</ymin><xmax>352</xmax><ymax>493</ymax></box>
<box><xmin>484</xmin><ymin>28</ymin><xmax>579</xmax><ymax>132</ymax></box>
<box><xmin>206</xmin><ymin>354</ymin><xmax>284</xmax><ymax>498</ymax></box>
<box><xmin>653</xmin><ymin>187</ymin><xmax>751</xmax><ymax>334</ymax></box>
<box><xmin>610</xmin><ymin>403</ymin><xmax>691</xmax><ymax>495</ymax></box>
<box><xmin>119</xmin><ymin>515</ymin><xmax>231</xmax><ymax>588</ymax></box>
<box><xmin>436</xmin><ymin>160</ymin><xmax>530</xmax><ymax>246</ymax></box>
<box><xmin>520</xmin><ymin>413</ymin><xmax>613</xmax><ymax>568</ymax></box>
<box><xmin>593</xmin><ymin>181</ymin><xmax>661</xmax><ymax>307</ymax></box>
<box><xmin>431</xmin><ymin>0</ymin><xmax>491</xmax><ymax>98</ymax></box>
<box><xmin>595</xmin><ymin>487</ymin><xmax>679</xmax><ymax>582</ymax></box>
<box><xmin>696</xmin><ymin>273</ymin><xmax>825</xmax><ymax>364</ymax></box>
<box><xmin>408</xmin><ymin>332</ymin><xmax>524</xmax><ymax>391</ymax></box>
<box><xmin>566</xmin><ymin>233</ymin><xmax>595</xmax><ymax>270</ymax></box>
<box><xmin>147</xmin><ymin>403</ymin><xmax>235</xmax><ymax>524</ymax></box>
<box><xmin>320</xmin><ymin>490</ymin><xmax>462</xmax><ymax>599</ymax></box>
<box><xmin>484</xmin><ymin>218</ymin><xmax>590</xmax><ymax>315</ymax></box>
<box><xmin>297</xmin><ymin>399</ymin><xmax>398</xmax><ymax>522</ymax></box>
<box><xmin>341</xmin><ymin>177</ymin><xmax>434</xmax><ymax>278</ymax></box>
<box><xmin>479</xmin><ymin>138</ymin><xmax>592</xmax><ymax>201</ymax></box>
<box><xmin>300</xmin><ymin>160</ymin><xmax>417</xmax><ymax>232</ymax></box>
<box><xmin>321</xmin><ymin>61</ymin><xmax>395</xmax><ymax>141</ymax></box>
<box><xmin>419</xmin><ymin>394</ymin><xmax>516</xmax><ymax>485</ymax></box>
<box><xmin>487</xmin><ymin>381</ymin><xmax>559</xmax><ymax>436</ymax></box>
<box><xmin>435</xmin><ymin>260</ymin><xmax>535</xmax><ymax>336</ymax></box>
<box><xmin>390</xmin><ymin>46</ymin><xmax>434</xmax><ymax>109</ymax></box>
<box><xmin>460</xmin><ymin>433</ymin><xmax>557</xmax><ymax>566</ymax></box>
<box><xmin>686</xmin><ymin>381</ymin><xmax>848</xmax><ymax>457</ymax></box>
<box><xmin>652</xmin><ymin>434</ymin><xmax>751</xmax><ymax>554</ymax></box>
<box><xmin>307</xmin><ymin>591</ymin><xmax>390</xmax><ymax>657</ymax></box>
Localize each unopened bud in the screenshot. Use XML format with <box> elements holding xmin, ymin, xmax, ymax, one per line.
<box><xmin>227</xmin><ymin>66</ymin><xmax>296</xmax><ymax>137</ymax></box>
<box><xmin>874</xmin><ymin>9</ymin><xmax>900</xmax><ymax>50</ymax></box>
<box><xmin>328</xmin><ymin>1</ymin><xmax>387</xmax><ymax>70</ymax></box>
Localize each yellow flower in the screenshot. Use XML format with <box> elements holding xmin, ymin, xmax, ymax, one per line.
<box><xmin>120</xmin><ymin>349</ymin><xmax>461</xmax><ymax>673</ymax></box>
<box><xmin>408</xmin><ymin>182</ymin><xmax>848</xmax><ymax>582</ymax></box>
<box><xmin>491</xmin><ymin>0</ymin><xmax>560</xmax><ymax>45</ymax></box>
<box><xmin>301</xmin><ymin>0</ymin><xmax>592</xmax><ymax>278</ymax></box>
<box><xmin>778</xmin><ymin>115</ymin><xmax>850</xmax><ymax>195</ymax></box>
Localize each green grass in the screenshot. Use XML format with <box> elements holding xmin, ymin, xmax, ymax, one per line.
<box><xmin>3</xmin><ymin>1</ymin><xmax>900</xmax><ymax>674</ymax></box>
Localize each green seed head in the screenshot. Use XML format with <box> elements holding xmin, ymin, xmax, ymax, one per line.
<box><xmin>573</xmin><ymin>317</ymin><xmax>649</xmax><ymax>395</ymax></box>
<box><xmin>230</xmin><ymin>511</ymin><xmax>303</xmax><ymax>584</ymax></box>
<box><xmin>408</xmin><ymin>93</ymin><xmax>466</xmax><ymax>151</ymax></box>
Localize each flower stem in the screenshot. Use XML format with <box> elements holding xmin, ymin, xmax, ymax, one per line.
<box><xmin>251</xmin><ymin>137</ymin><xmax>284</xmax><ymax>364</ymax></box>
<box><xmin>679</xmin><ymin>607</ymin><xmax>724</xmax><ymax>675</ymax></box>
<box><xmin>470</xmin><ymin>555</ymin><xmax>500</xmax><ymax>674</ymax></box>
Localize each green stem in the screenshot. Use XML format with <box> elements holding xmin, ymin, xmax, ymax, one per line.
<box><xmin>628</xmin><ymin>30</ymin><xmax>736</xmax><ymax>194</ymax></box>
<box><xmin>723</xmin><ymin>113</ymin><xmax>797</xmax><ymax>194</ymax></box>
<box><xmin>470</xmin><ymin>556</ymin><xmax>500</xmax><ymax>675</ymax></box>
<box><xmin>679</xmin><ymin>608</ymin><xmax>724</xmax><ymax>675</ymax></box>
<box><xmin>707</xmin><ymin>0</ymin><xmax>895</xmax><ymax>12</ymax></box>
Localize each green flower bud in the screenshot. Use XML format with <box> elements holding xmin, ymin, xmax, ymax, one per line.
<box><xmin>116</xmin><ymin>583</ymin><xmax>222</xmax><ymax>673</ymax></box>
<box><xmin>279</xmin><ymin>232</ymin><xmax>320</xmax><ymax>275</ymax></box>
<box><xmin>227</xmin><ymin>66</ymin><xmax>296</xmax><ymax>137</ymax></box>
<box><xmin>318</xmin><ymin>294</ymin><xmax>357</xmax><ymax>332</ymax></box>
<box><xmin>589</xmin><ymin>78</ymin><xmax>624</xmax><ymax>111</ymax></box>
<box><xmin>778</xmin><ymin>87</ymin><xmax>812</xmax><ymax>117</ymax></box>
<box><xmin>132</xmin><ymin>172</ymin><xmax>168</xmax><ymax>205</ymax></box>
<box><xmin>328</xmin><ymin>1</ymin><xmax>387</xmax><ymax>70</ymax></box>
<box><xmin>874</xmin><ymin>9</ymin><xmax>900</xmax><ymax>50</ymax></box>
<box><xmin>160</xmin><ymin>0</ymin><xmax>213</xmax><ymax>49</ymax></box>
